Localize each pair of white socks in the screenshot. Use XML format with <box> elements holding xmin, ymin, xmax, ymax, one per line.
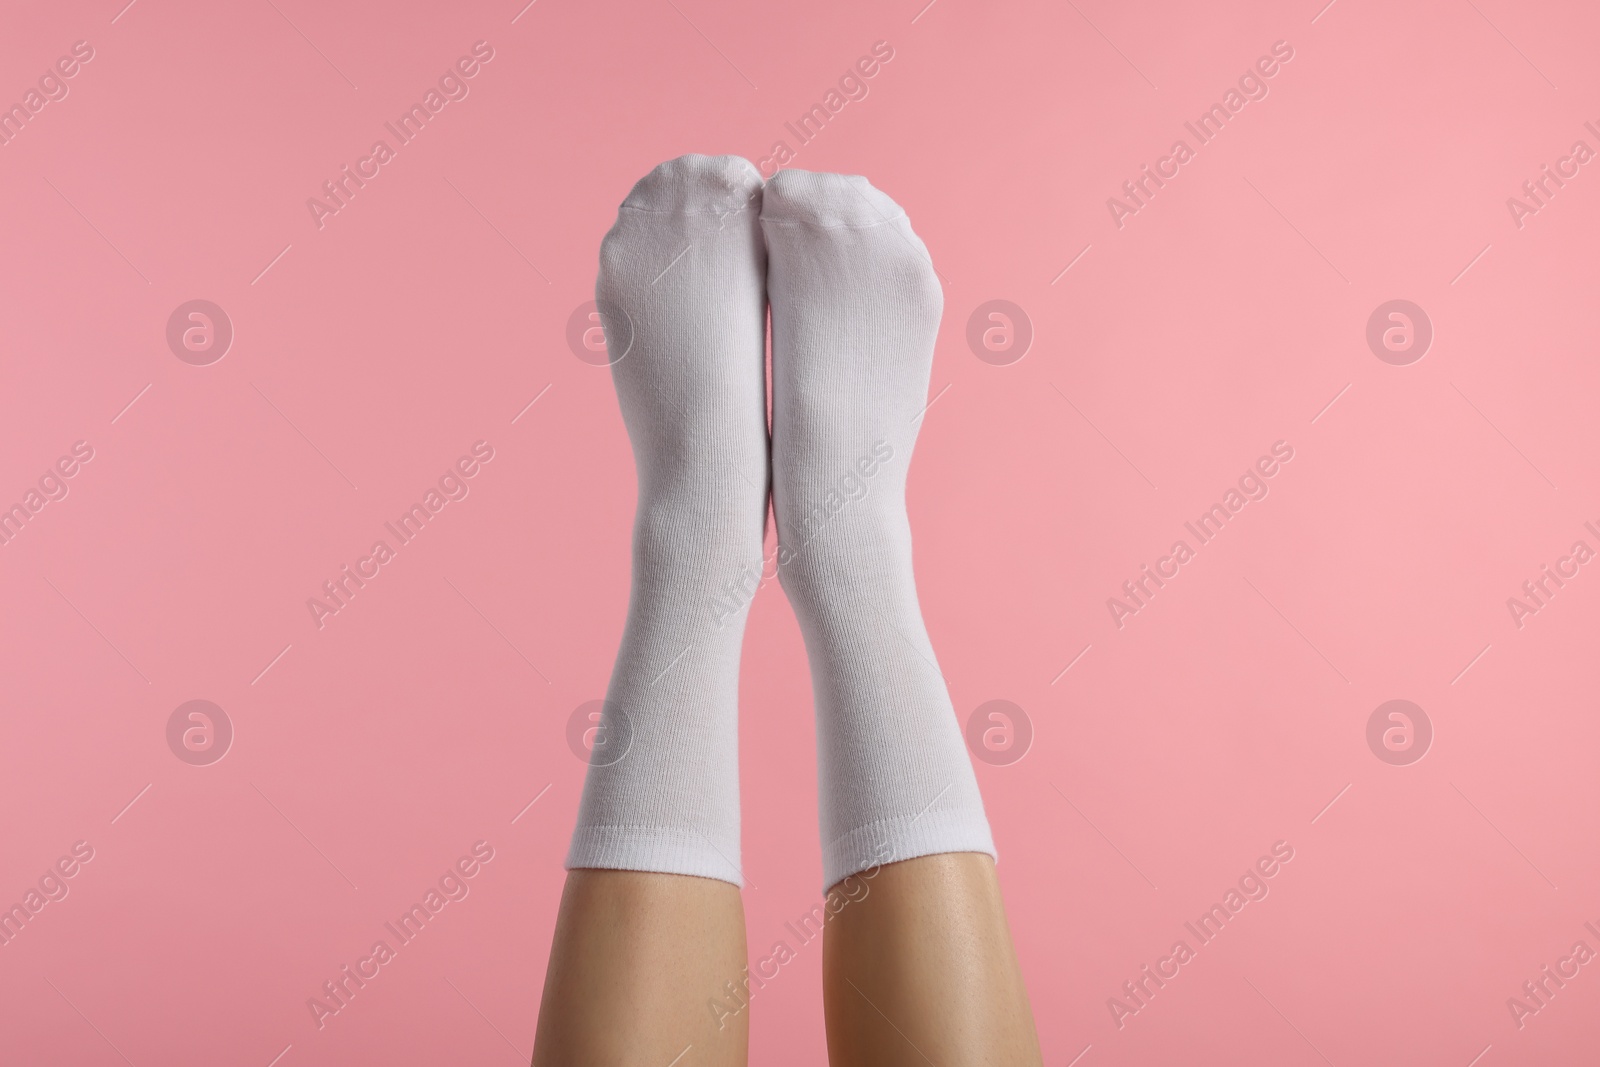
<box><xmin>565</xmin><ymin>155</ymin><xmax>994</xmax><ymax>893</ymax></box>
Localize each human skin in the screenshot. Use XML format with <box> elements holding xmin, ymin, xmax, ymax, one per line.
<box><xmin>533</xmin><ymin>853</ymin><xmax>1041</xmax><ymax>1066</ymax></box>
<box><xmin>822</xmin><ymin>852</ymin><xmax>1044</xmax><ymax>1067</ymax></box>
<box><xmin>532</xmin><ymin>868</ymin><xmax>749</xmax><ymax>1067</ymax></box>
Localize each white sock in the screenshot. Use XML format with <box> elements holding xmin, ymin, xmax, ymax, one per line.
<box><xmin>760</xmin><ymin>169</ymin><xmax>996</xmax><ymax>893</ymax></box>
<box><xmin>565</xmin><ymin>155</ymin><xmax>768</xmax><ymax>887</ymax></box>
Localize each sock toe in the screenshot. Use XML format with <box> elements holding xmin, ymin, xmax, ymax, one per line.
<box><xmin>760</xmin><ymin>169</ymin><xmax>906</xmax><ymax>228</ymax></box>
<box><xmin>621</xmin><ymin>153</ymin><xmax>764</xmax><ymax>215</ymax></box>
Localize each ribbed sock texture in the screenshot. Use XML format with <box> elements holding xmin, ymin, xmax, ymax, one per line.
<box><xmin>565</xmin><ymin>154</ymin><xmax>768</xmax><ymax>887</ymax></box>
<box><xmin>761</xmin><ymin>169</ymin><xmax>996</xmax><ymax>894</ymax></box>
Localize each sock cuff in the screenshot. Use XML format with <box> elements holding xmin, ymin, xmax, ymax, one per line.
<box><xmin>760</xmin><ymin>169</ymin><xmax>906</xmax><ymax>229</ymax></box>
<box><xmin>566</xmin><ymin>824</ymin><xmax>745</xmax><ymax>887</ymax></box>
<box><xmin>821</xmin><ymin>806</ymin><xmax>996</xmax><ymax>894</ymax></box>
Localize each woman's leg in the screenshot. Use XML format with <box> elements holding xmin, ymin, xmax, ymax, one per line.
<box><xmin>822</xmin><ymin>854</ymin><xmax>1042</xmax><ymax>1066</ymax></box>
<box><xmin>759</xmin><ymin>169</ymin><xmax>1042</xmax><ymax>1064</ymax></box>
<box><xmin>533</xmin><ymin>869</ymin><xmax>748</xmax><ymax>1066</ymax></box>
<box><xmin>537</xmin><ymin>156</ymin><xmax>769</xmax><ymax>1062</ymax></box>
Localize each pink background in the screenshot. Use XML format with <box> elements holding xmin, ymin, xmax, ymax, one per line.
<box><xmin>3</xmin><ymin>0</ymin><xmax>1599</xmax><ymax>1064</ymax></box>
